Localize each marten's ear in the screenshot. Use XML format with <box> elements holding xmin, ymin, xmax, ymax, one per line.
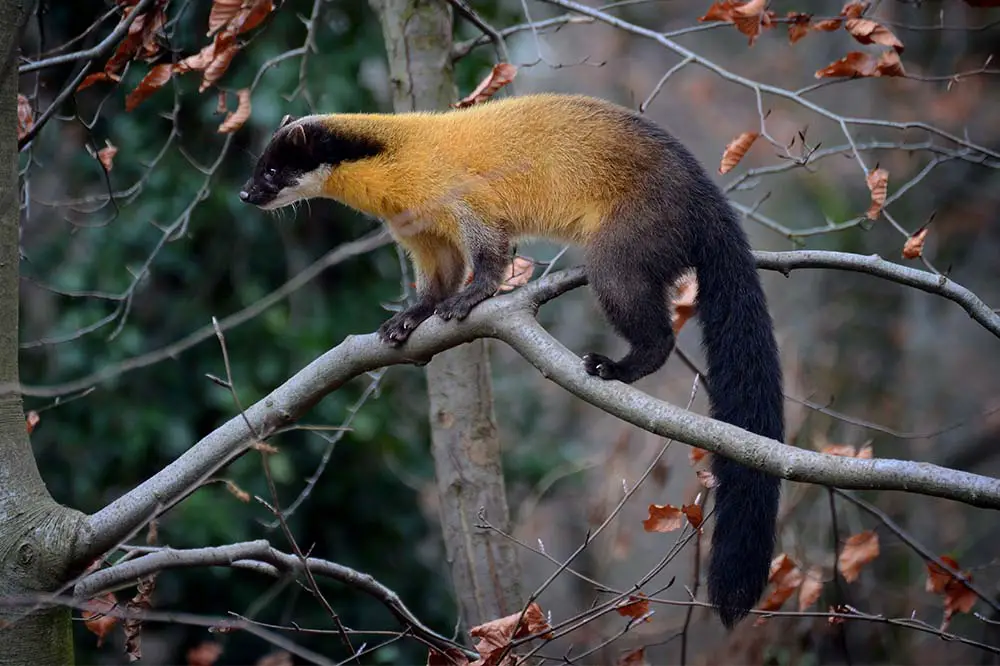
<box><xmin>287</xmin><ymin>124</ymin><xmax>308</xmax><ymax>146</ymax></box>
<box><xmin>277</xmin><ymin>114</ymin><xmax>296</xmax><ymax>130</ymax></box>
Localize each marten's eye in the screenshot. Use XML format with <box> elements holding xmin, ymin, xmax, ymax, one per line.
<box><xmin>264</xmin><ymin>167</ymin><xmax>277</xmax><ymax>180</ymax></box>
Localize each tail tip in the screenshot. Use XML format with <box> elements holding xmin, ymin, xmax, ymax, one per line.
<box><xmin>716</xmin><ymin>603</ymin><xmax>751</xmax><ymax>630</ymax></box>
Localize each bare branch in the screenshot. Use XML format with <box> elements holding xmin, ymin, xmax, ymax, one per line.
<box><xmin>754</xmin><ymin>250</ymin><xmax>1000</xmax><ymax>338</ymax></box>
<box><xmin>17</xmin><ymin>0</ymin><xmax>158</xmax><ymax>148</ymax></box>
<box><xmin>73</xmin><ymin>540</ymin><xmax>477</xmax><ymax>659</ymax></box>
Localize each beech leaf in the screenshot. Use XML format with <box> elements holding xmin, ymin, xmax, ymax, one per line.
<box><xmin>453</xmin><ymin>63</ymin><xmax>518</xmax><ymax>109</ymax></box>
<box><xmin>902</xmin><ymin>226</ymin><xmax>929</xmax><ymax>260</ymax></box>
<box><xmin>838</xmin><ymin>530</ymin><xmax>880</xmax><ymax>583</ymax></box>
<box><xmin>865</xmin><ymin>167</ymin><xmax>889</xmax><ymax>220</ymax></box>
<box><xmin>719</xmin><ymin>131</ymin><xmax>759</xmax><ymax>174</ymax></box>
<box><xmin>218</xmin><ymin>88</ymin><xmax>252</xmax><ymax>133</ymax></box>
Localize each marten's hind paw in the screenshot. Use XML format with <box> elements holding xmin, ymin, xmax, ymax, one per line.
<box><xmin>582</xmin><ymin>353</ymin><xmax>619</xmax><ymax>380</ymax></box>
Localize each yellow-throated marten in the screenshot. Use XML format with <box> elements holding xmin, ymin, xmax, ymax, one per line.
<box><xmin>239</xmin><ymin>93</ymin><xmax>783</xmax><ymax>628</ymax></box>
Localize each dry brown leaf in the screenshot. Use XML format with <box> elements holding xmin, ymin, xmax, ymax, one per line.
<box><xmin>83</xmin><ymin>592</ymin><xmax>119</xmax><ymax>647</ymax></box>
<box><xmin>786</xmin><ymin>12</ymin><xmax>813</xmax><ymax>43</ymax></box>
<box><xmin>17</xmin><ymin>94</ymin><xmax>33</xmax><ymax>141</ymax></box>
<box><xmin>812</xmin><ymin>18</ymin><xmax>844</xmax><ymax>31</ymax></box>
<box><xmin>104</xmin><ymin>1</ymin><xmax>167</xmax><ymax>74</ymax></box>
<box><xmin>719</xmin><ymin>131</ymin><xmax>759</xmax><ymax>174</ymax></box>
<box><xmin>200</xmin><ymin>40</ymin><xmax>240</xmax><ymax>92</ymax></box>
<box><xmin>453</xmin><ymin>63</ymin><xmax>518</xmax><ymax>109</ymax></box>
<box><xmin>497</xmin><ymin>256</ymin><xmax>535</xmax><ymax>292</ymax></box>
<box><xmin>756</xmin><ymin>554</ymin><xmax>804</xmax><ymax>618</ymax></box>
<box><xmin>220</xmin><ymin>0</ymin><xmax>275</xmax><ymax>39</ymax></box>
<box><xmin>78</xmin><ymin>71</ymin><xmax>122</xmax><ymax>92</ymax></box>
<box><xmin>699</xmin><ymin>0</ymin><xmax>776</xmax><ymax>46</ymax></box>
<box><xmin>25</xmin><ymin>410</ymin><xmax>40</xmax><ymax>434</ymax></box>
<box><xmin>124</xmin><ymin>574</ymin><xmax>156</xmax><ymax>660</ymax></box>
<box><xmin>136</xmin><ymin>2</ymin><xmax>167</xmax><ymax>61</ymax></box>
<box><xmin>815</xmin><ymin>50</ymin><xmax>906</xmax><ymax>79</ymax></box>
<box><xmin>218</xmin><ymin>88</ymin><xmax>252</xmax><ymax>133</ymax></box>
<box><xmin>176</xmin><ymin>41</ymin><xmax>218</xmax><ymax>73</ymax></box>
<box><xmin>841</xmin><ymin>0</ymin><xmax>869</xmax><ymax>18</ymax></box>
<box><xmin>838</xmin><ymin>530</ymin><xmax>879</xmax><ymax>582</ymax></box>
<box><xmin>865</xmin><ymin>167</ymin><xmax>889</xmax><ymax>220</ymax></box>
<box><xmin>98</xmin><ymin>140</ymin><xmax>118</xmax><ymax>171</ymax></box>
<box><xmin>617</xmin><ymin>648</ymin><xmax>649</xmax><ymax>666</ymax></box>
<box><xmin>926</xmin><ymin>555</ymin><xmax>961</xmax><ymax>594</ymax></box>
<box><xmin>469</xmin><ymin>602</ymin><xmax>552</xmax><ymax>666</ymax></box>
<box><xmin>615</xmin><ymin>594</ymin><xmax>651</xmax><ymax>621</ymax></box>
<box><xmin>798</xmin><ymin>567</ymin><xmax>824</xmax><ymax>610</ymax></box>
<box><xmin>682</xmin><ymin>503</ymin><xmax>704</xmax><ymax>529</ymax></box>
<box><xmin>642</xmin><ymin>504</ymin><xmax>684</xmax><ymax>533</ymax></box>
<box><xmin>125</xmin><ymin>63</ymin><xmax>173</xmax><ymax>111</ymax></box>
<box><xmin>207</xmin><ymin>0</ymin><xmax>244</xmax><ymax>35</ymax></box>
<box><xmin>670</xmin><ymin>270</ymin><xmax>698</xmax><ymax>334</ymax></box>
<box><xmin>926</xmin><ymin>555</ymin><xmax>977</xmax><ymax>626</ymax></box>
<box><xmin>689</xmin><ymin>446</ymin><xmax>707</xmax><ymax>465</ymax></box>
<box><xmin>945</xmin><ymin>581</ymin><xmax>978</xmax><ymax>617</ymax></box>
<box><xmin>730</xmin><ymin>0</ymin><xmax>776</xmax><ymax>45</ymax></box>
<box><xmin>845</xmin><ymin>18</ymin><xmax>904</xmax><ymax>52</ymax></box>
<box><xmin>187</xmin><ymin>641</ymin><xmax>224</xmax><ymax>666</ymax></box>
<box><xmin>224</xmin><ymin>479</ymin><xmax>250</xmax><ymax>502</ymax></box>
<box><xmin>902</xmin><ymin>226</ymin><xmax>929</xmax><ymax>259</ymax></box>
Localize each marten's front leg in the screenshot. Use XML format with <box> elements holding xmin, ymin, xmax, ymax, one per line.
<box><xmin>378</xmin><ymin>239</ymin><xmax>465</xmax><ymax>346</ymax></box>
<box><xmin>435</xmin><ymin>222</ymin><xmax>510</xmax><ymax>321</ymax></box>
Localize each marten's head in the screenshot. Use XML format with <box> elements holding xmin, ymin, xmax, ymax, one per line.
<box><xmin>240</xmin><ymin>114</ymin><xmax>384</xmax><ymax>209</ymax></box>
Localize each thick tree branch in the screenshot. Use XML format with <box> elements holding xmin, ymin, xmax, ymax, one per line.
<box><xmin>80</xmin><ymin>252</ymin><xmax>1000</xmax><ymax>569</ymax></box>
<box><xmin>73</xmin><ymin>540</ymin><xmax>476</xmax><ymax>659</ymax></box>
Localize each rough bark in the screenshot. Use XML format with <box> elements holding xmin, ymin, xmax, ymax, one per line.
<box><xmin>0</xmin><ymin>3</ymin><xmax>87</xmax><ymax>664</ymax></box>
<box><xmin>368</xmin><ymin>0</ymin><xmax>523</xmax><ymax>628</ymax></box>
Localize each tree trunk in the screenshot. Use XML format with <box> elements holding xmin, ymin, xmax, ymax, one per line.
<box><xmin>1</xmin><ymin>5</ymin><xmax>87</xmax><ymax>664</ymax></box>
<box><xmin>368</xmin><ymin>0</ymin><xmax>523</xmax><ymax>629</ymax></box>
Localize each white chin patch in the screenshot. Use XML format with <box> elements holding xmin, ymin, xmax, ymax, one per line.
<box><xmin>258</xmin><ymin>167</ymin><xmax>330</xmax><ymax>211</ymax></box>
<box><xmin>258</xmin><ymin>191</ymin><xmax>301</xmax><ymax>210</ymax></box>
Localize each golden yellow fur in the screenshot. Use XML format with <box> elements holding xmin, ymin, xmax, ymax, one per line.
<box><xmin>312</xmin><ymin>94</ymin><xmax>661</xmax><ymax>269</ymax></box>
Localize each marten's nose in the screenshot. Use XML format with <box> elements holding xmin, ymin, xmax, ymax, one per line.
<box><xmin>239</xmin><ymin>190</ymin><xmax>249</xmax><ymax>202</ymax></box>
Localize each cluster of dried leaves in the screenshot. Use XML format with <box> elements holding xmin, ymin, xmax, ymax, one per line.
<box><xmin>81</xmin><ymin>524</ymin><xmax>159</xmax><ymax>660</ymax></box>
<box><xmin>717</xmin><ymin>126</ymin><xmax>933</xmax><ymax>258</ymax></box>
<box><xmin>77</xmin><ymin>0</ymin><xmax>270</xmax><ymax>133</ymax></box>
<box><xmin>428</xmin><ymin>603</ymin><xmax>553</xmax><ymax>666</ymax></box>
<box><xmin>700</xmin><ymin>1</ymin><xmax>907</xmax><ymax>79</ymax></box>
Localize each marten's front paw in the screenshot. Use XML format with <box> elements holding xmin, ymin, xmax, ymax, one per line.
<box><xmin>435</xmin><ymin>292</ymin><xmax>486</xmax><ymax>321</ymax></box>
<box><xmin>582</xmin><ymin>353</ymin><xmax>619</xmax><ymax>380</ymax></box>
<box><xmin>378</xmin><ymin>306</ymin><xmax>434</xmax><ymax>346</ymax></box>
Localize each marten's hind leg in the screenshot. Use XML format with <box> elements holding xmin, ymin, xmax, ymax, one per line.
<box><xmin>582</xmin><ymin>222</ymin><xmax>688</xmax><ymax>384</ymax></box>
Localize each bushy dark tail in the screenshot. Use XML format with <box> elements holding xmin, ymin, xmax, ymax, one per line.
<box><xmin>693</xmin><ymin>205</ymin><xmax>783</xmax><ymax>629</ymax></box>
